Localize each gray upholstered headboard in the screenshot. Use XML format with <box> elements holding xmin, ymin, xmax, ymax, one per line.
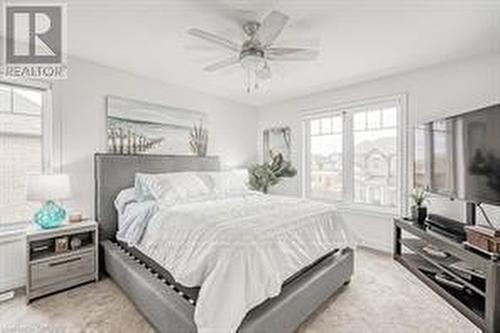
<box><xmin>94</xmin><ymin>153</ymin><xmax>220</xmax><ymax>241</ymax></box>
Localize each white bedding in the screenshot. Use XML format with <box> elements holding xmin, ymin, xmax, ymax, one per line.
<box><xmin>120</xmin><ymin>192</ymin><xmax>350</xmax><ymax>333</ymax></box>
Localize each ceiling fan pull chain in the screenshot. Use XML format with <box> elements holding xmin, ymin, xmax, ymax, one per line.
<box><xmin>246</xmin><ymin>69</ymin><xmax>251</xmax><ymax>93</ymax></box>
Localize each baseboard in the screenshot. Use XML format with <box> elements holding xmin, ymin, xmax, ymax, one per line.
<box><xmin>0</xmin><ymin>290</ymin><xmax>15</xmax><ymax>303</ymax></box>
<box><xmin>357</xmin><ymin>237</ymin><xmax>391</xmax><ymax>253</ymax></box>
<box><xmin>0</xmin><ymin>230</ymin><xmax>25</xmax><ymax>245</ymax></box>
<box><xmin>0</xmin><ymin>277</ymin><xmax>24</xmax><ymax>294</ymax></box>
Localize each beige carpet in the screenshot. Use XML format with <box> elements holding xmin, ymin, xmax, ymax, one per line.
<box><xmin>0</xmin><ymin>249</ymin><xmax>479</xmax><ymax>333</ymax></box>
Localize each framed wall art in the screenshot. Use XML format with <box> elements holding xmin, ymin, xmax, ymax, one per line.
<box><xmin>106</xmin><ymin>96</ymin><xmax>207</xmax><ymax>155</ymax></box>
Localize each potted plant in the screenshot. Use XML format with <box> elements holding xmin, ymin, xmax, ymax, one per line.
<box><xmin>248</xmin><ymin>152</ymin><xmax>297</xmax><ymax>193</ymax></box>
<box><xmin>410</xmin><ymin>188</ymin><xmax>429</xmax><ymax>224</ymax></box>
<box><xmin>189</xmin><ymin>121</ymin><xmax>208</xmax><ymax>157</ymax></box>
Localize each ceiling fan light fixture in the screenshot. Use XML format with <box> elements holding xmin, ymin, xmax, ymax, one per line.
<box><xmin>240</xmin><ymin>54</ymin><xmax>265</xmax><ymax>72</ymax></box>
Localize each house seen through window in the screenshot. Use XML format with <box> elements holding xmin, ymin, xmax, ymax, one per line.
<box><xmin>305</xmin><ymin>99</ymin><xmax>401</xmax><ymax>210</ymax></box>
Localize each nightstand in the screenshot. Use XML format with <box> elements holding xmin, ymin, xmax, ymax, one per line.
<box><xmin>26</xmin><ymin>220</ymin><xmax>98</xmax><ymax>303</ymax></box>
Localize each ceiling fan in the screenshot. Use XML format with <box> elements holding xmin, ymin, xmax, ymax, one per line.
<box><xmin>187</xmin><ymin>10</ymin><xmax>318</xmax><ymax>92</ymax></box>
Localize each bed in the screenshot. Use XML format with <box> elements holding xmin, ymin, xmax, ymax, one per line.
<box><xmin>95</xmin><ymin>153</ymin><xmax>354</xmax><ymax>333</ymax></box>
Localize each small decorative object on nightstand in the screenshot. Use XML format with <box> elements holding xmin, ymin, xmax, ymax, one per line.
<box><xmin>69</xmin><ymin>211</ymin><xmax>83</xmax><ymax>223</ymax></box>
<box><xmin>54</xmin><ymin>236</ymin><xmax>69</xmax><ymax>253</ymax></box>
<box><xmin>70</xmin><ymin>236</ymin><xmax>82</xmax><ymax>250</ymax></box>
<box><xmin>26</xmin><ymin>174</ymin><xmax>71</xmax><ymax>229</ymax></box>
<box><xmin>26</xmin><ymin>220</ymin><xmax>98</xmax><ymax>303</ymax></box>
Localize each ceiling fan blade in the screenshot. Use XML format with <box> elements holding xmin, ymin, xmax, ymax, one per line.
<box><xmin>267</xmin><ymin>48</ymin><xmax>318</xmax><ymax>61</ymax></box>
<box><xmin>267</xmin><ymin>47</ymin><xmax>314</xmax><ymax>55</ymax></box>
<box><xmin>256</xmin><ymin>64</ymin><xmax>271</xmax><ymax>80</ymax></box>
<box><xmin>256</xmin><ymin>11</ymin><xmax>289</xmax><ymax>46</ymax></box>
<box><xmin>219</xmin><ymin>8</ymin><xmax>259</xmax><ymax>27</ymax></box>
<box><xmin>187</xmin><ymin>28</ymin><xmax>240</xmax><ymax>52</ymax></box>
<box><xmin>203</xmin><ymin>56</ymin><xmax>240</xmax><ymax>72</ymax></box>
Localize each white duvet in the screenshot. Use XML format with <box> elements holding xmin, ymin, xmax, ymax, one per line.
<box><xmin>122</xmin><ymin>192</ymin><xmax>350</xmax><ymax>333</ymax></box>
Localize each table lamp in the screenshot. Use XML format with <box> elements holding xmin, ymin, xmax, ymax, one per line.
<box><xmin>27</xmin><ymin>174</ymin><xmax>71</xmax><ymax>229</ymax></box>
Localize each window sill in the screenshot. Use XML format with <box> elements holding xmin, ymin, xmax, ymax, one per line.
<box><xmin>337</xmin><ymin>204</ymin><xmax>398</xmax><ymax>218</ymax></box>
<box><xmin>0</xmin><ymin>222</ymin><xmax>30</xmax><ymax>243</ymax></box>
<box><xmin>306</xmin><ymin>196</ymin><xmax>398</xmax><ymax>218</ymax></box>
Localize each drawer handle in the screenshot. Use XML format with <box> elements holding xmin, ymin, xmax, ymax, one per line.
<box><xmin>49</xmin><ymin>257</ymin><xmax>81</xmax><ymax>267</ymax></box>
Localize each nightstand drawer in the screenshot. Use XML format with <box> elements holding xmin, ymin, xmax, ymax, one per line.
<box><xmin>30</xmin><ymin>249</ymin><xmax>95</xmax><ymax>290</ymax></box>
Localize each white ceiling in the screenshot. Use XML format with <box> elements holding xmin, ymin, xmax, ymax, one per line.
<box><xmin>31</xmin><ymin>0</ymin><xmax>500</xmax><ymax>105</ymax></box>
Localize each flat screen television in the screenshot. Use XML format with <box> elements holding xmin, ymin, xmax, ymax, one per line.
<box><xmin>414</xmin><ymin>103</ymin><xmax>500</xmax><ymax>206</ymax></box>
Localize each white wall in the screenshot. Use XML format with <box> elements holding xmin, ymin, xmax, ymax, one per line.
<box><xmin>53</xmin><ymin>58</ymin><xmax>258</xmax><ymax>218</ymax></box>
<box><xmin>0</xmin><ymin>58</ymin><xmax>258</xmax><ymax>293</ymax></box>
<box><xmin>257</xmin><ymin>53</ymin><xmax>500</xmax><ymax>252</ymax></box>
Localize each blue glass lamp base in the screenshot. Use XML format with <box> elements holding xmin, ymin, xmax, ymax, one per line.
<box><xmin>34</xmin><ymin>200</ymin><xmax>66</xmax><ymax>229</ymax></box>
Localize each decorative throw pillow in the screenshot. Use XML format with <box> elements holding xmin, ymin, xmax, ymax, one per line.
<box><xmin>135</xmin><ymin>171</ymin><xmax>211</xmax><ymax>204</ymax></box>
<box><xmin>200</xmin><ymin>169</ymin><xmax>251</xmax><ymax>196</ymax></box>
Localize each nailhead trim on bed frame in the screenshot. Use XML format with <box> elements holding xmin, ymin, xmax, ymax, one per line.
<box><xmin>112</xmin><ymin>241</ymin><xmax>196</xmax><ymax>305</ymax></box>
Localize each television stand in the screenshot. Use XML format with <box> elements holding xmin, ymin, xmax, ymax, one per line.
<box><xmin>394</xmin><ymin>218</ymin><xmax>500</xmax><ymax>332</ymax></box>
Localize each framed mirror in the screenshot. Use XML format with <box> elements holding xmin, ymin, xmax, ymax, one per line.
<box><xmin>263</xmin><ymin>126</ymin><xmax>291</xmax><ymax>162</ymax></box>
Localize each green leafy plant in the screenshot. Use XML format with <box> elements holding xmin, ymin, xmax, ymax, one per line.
<box><xmin>248</xmin><ymin>153</ymin><xmax>297</xmax><ymax>193</ymax></box>
<box><xmin>410</xmin><ymin>188</ymin><xmax>429</xmax><ymax>207</ymax></box>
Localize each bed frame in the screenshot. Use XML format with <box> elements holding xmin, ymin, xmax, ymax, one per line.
<box><xmin>95</xmin><ymin>153</ymin><xmax>354</xmax><ymax>333</ymax></box>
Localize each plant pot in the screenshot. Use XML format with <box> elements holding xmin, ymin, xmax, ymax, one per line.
<box><xmin>411</xmin><ymin>205</ymin><xmax>427</xmax><ymax>224</ymax></box>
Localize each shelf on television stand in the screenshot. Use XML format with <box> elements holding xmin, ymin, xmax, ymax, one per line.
<box><xmin>464</xmin><ymin>242</ymin><xmax>500</xmax><ymax>261</ymax></box>
<box><xmin>394</xmin><ymin>217</ymin><xmax>500</xmax><ymax>333</ymax></box>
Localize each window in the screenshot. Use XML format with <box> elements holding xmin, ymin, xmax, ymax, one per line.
<box><xmin>414</xmin><ymin>124</ymin><xmax>427</xmax><ymax>188</ymax></box>
<box><xmin>353</xmin><ymin>107</ymin><xmax>398</xmax><ymax>207</ymax></box>
<box><xmin>0</xmin><ymin>83</ymin><xmax>47</xmax><ymax>226</ymax></box>
<box><xmin>430</xmin><ymin>120</ymin><xmax>453</xmax><ymax>194</ymax></box>
<box><xmin>304</xmin><ymin>97</ymin><xmax>404</xmax><ymax>211</ymax></box>
<box><xmin>309</xmin><ymin>114</ymin><xmax>343</xmax><ymax>200</ymax></box>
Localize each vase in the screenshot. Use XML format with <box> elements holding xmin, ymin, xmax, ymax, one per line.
<box><xmin>411</xmin><ymin>205</ymin><xmax>427</xmax><ymax>225</ymax></box>
<box><xmin>190</xmin><ymin>139</ymin><xmax>207</xmax><ymax>157</ymax></box>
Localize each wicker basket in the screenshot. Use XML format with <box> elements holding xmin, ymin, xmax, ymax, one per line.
<box><xmin>465</xmin><ymin>226</ymin><xmax>500</xmax><ymax>253</ymax></box>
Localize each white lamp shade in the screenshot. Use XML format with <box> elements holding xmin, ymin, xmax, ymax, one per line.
<box><xmin>26</xmin><ymin>174</ymin><xmax>71</xmax><ymax>202</ymax></box>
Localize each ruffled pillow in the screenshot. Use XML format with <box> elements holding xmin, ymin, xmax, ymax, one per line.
<box><xmin>134</xmin><ymin>171</ymin><xmax>211</xmax><ymax>204</ymax></box>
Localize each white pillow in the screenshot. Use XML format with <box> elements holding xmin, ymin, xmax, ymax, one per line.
<box><xmin>135</xmin><ymin>171</ymin><xmax>211</xmax><ymax>204</ymax></box>
<box><xmin>114</xmin><ymin>187</ymin><xmax>136</xmax><ymax>214</ymax></box>
<box><xmin>201</xmin><ymin>169</ymin><xmax>250</xmax><ymax>196</ymax></box>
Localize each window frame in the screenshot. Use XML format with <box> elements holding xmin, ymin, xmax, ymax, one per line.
<box><xmin>0</xmin><ymin>80</ymin><xmax>57</xmax><ymax>232</ymax></box>
<box><xmin>302</xmin><ymin>94</ymin><xmax>408</xmax><ymax>216</ymax></box>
